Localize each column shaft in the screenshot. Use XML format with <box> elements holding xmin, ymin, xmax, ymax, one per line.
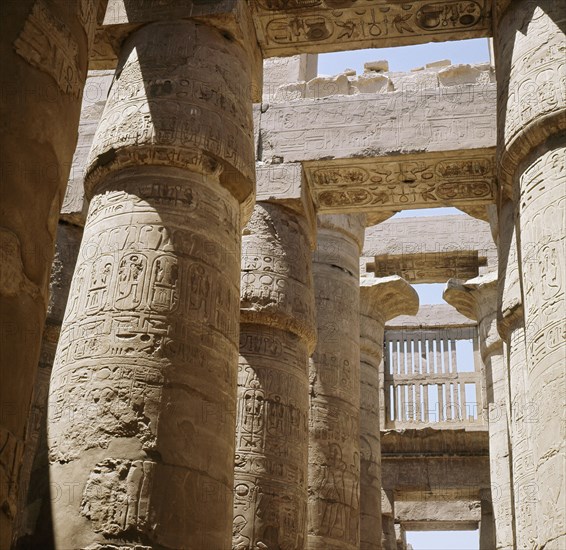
<box><xmin>0</xmin><ymin>3</ymin><xmax>99</xmax><ymax>545</ymax></box>
<box><xmin>48</xmin><ymin>20</ymin><xmax>255</xmax><ymax>549</ymax></box>
<box><xmin>234</xmin><ymin>202</ymin><xmax>315</xmax><ymax>549</ymax></box>
<box><xmin>496</xmin><ymin>2</ymin><xmax>566</xmax><ymax>546</ymax></box>
<box><xmin>308</xmin><ymin>215</ymin><xmax>364</xmax><ymax>550</ymax></box>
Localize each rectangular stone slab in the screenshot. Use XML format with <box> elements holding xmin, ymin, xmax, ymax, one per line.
<box><xmin>248</xmin><ymin>0</ymin><xmax>493</xmax><ymax>57</ymax></box>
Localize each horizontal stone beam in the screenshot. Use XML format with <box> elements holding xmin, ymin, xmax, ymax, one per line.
<box><xmin>386</xmin><ymin>304</ymin><xmax>477</xmax><ymax>329</ymax></box>
<box><xmin>248</xmin><ymin>0</ymin><xmax>493</xmax><ymax>57</ymax></box>
<box><xmin>361</xmin><ymin>214</ymin><xmax>497</xmax><ymax>277</ymax></box>
<box><xmin>396</xmin><ymin>499</ymin><xmax>481</xmax><ymax>531</ymax></box>
<box><xmin>367</xmin><ymin>250</ymin><xmax>487</xmax><ymax>283</ymax></box>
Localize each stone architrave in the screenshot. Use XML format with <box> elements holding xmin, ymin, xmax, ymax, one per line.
<box><xmin>247</xmin><ymin>1</ymin><xmax>493</xmax><ymax>56</ymax></box>
<box><xmin>444</xmin><ymin>272</ymin><xmax>515</xmax><ymax>550</ymax></box>
<box><xmin>308</xmin><ymin>214</ymin><xmax>365</xmax><ymax>550</ymax></box>
<box><xmin>0</xmin><ymin>2</ymin><xmax>100</xmax><ymax>546</ymax></box>
<box><xmin>496</xmin><ymin>2</ymin><xmax>566</xmax><ymax>547</ymax></box>
<box><xmin>47</xmin><ymin>19</ymin><xmax>258</xmax><ymax>549</ymax></box>
<box><xmin>359</xmin><ymin>277</ymin><xmax>419</xmax><ymax>550</ymax></box>
<box><xmin>233</xmin><ymin>193</ymin><xmax>317</xmax><ymax>549</ymax></box>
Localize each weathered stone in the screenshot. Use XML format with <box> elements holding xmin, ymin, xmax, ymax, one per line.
<box><xmin>234</xmin><ymin>201</ymin><xmax>316</xmax><ymax>550</ymax></box>
<box><xmin>359</xmin><ymin>277</ymin><xmax>418</xmax><ymax>550</ymax></box>
<box><xmin>308</xmin><ymin>214</ymin><xmax>365</xmax><ymax>550</ymax></box>
<box><xmin>48</xmin><ymin>19</ymin><xmax>256</xmax><ymax>548</ymax></box>
<box><xmin>248</xmin><ymin>1</ymin><xmax>493</xmax><ymax>57</ymax></box>
<box><xmin>364</xmin><ymin>60</ymin><xmax>389</xmax><ymax>74</ymax></box>
<box><xmin>496</xmin><ymin>2</ymin><xmax>566</xmax><ymax>546</ymax></box>
<box><xmin>0</xmin><ymin>2</ymin><xmax>100</xmax><ymax>546</ymax></box>
<box><xmin>395</xmin><ymin>499</ymin><xmax>481</xmax><ymax>531</ymax></box>
<box><xmin>263</xmin><ymin>54</ymin><xmax>318</xmax><ymax>101</ymax></box>
<box><xmin>444</xmin><ymin>272</ymin><xmax>515</xmax><ymax>550</ymax></box>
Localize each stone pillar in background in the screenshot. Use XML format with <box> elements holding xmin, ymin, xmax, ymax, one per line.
<box><xmin>497</xmin><ymin>201</ymin><xmax>536</xmax><ymax>549</ymax></box>
<box><xmin>479</xmin><ymin>489</ymin><xmax>497</xmax><ymax>550</ymax></box>
<box><xmin>496</xmin><ymin>2</ymin><xmax>566</xmax><ymax>547</ymax></box>
<box><xmin>359</xmin><ymin>277</ymin><xmax>418</xmax><ymax>550</ymax></box>
<box><xmin>0</xmin><ymin>2</ymin><xmax>100</xmax><ymax>545</ymax></box>
<box><xmin>14</xmin><ymin>223</ymin><xmax>82</xmax><ymax>548</ymax></box>
<box><xmin>308</xmin><ymin>214</ymin><xmax>365</xmax><ymax>550</ymax></box>
<box><xmin>234</xmin><ymin>164</ymin><xmax>317</xmax><ymax>549</ymax></box>
<box><xmin>381</xmin><ymin>490</ymin><xmax>397</xmax><ymax>550</ymax></box>
<box><xmin>445</xmin><ymin>272</ymin><xmax>515</xmax><ymax>550</ymax></box>
<box><xmin>48</xmin><ymin>18</ymin><xmax>258</xmax><ymax>549</ymax></box>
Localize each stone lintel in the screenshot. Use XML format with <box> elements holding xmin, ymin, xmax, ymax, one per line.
<box><xmin>248</xmin><ymin>1</ymin><xmax>493</xmax><ymax>57</ymax></box>
<box><xmin>395</xmin><ymin>499</ymin><xmax>481</xmax><ymax>529</ymax></box>
<box><xmin>302</xmin><ymin>149</ymin><xmax>497</xmax><ymax>215</ymax></box>
<box><xmin>360</xmin><ymin>276</ymin><xmax>419</xmax><ymax>323</ymax></box>
<box><xmin>256</xmin><ymin>163</ymin><xmax>317</xmax><ymax>248</ymax></box>
<box><xmin>367</xmin><ymin>250</ymin><xmax>488</xmax><ymax>284</ymax></box>
<box><xmin>386</xmin><ymin>304</ymin><xmax>476</xmax><ymax>330</ymax></box>
<box><xmin>91</xmin><ymin>0</ymin><xmax>263</xmax><ymax>101</ymax></box>
<box><xmin>260</xmin><ymin>74</ymin><xmax>496</xmax><ymax>163</ymax></box>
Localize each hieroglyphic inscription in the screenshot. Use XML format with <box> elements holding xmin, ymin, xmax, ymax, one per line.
<box><xmin>261</xmin><ymin>85</ymin><xmax>496</xmax><ymax>164</ymax></box>
<box><xmin>251</xmin><ymin>1</ymin><xmax>492</xmax><ymax>56</ymax></box>
<box><xmin>234</xmin><ymin>328</ymin><xmax>309</xmax><ymax>550</ymax></box>
<box><xmin>14</xmin><ymin>1</ymin><xmax>82</xmax><ymax>97</ymax></box>
<box><xmin>304</xmin><ymin>150</ymin><xmax>496</xmax><ymax>213</ymax></box>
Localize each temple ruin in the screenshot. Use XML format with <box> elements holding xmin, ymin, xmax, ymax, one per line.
<box><xmin>1</xmin><ymin>1</ymin><xmax>564</xmax><ymax>549</ymax></box>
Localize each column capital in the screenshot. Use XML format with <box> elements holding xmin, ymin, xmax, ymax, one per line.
<box><xmin>85</xmin><ymin>19</ymin><xmax>257</xmax><ymax>204</ymax></box>
<box><xmin>444</xmin><ymin>271</ymin><xmax>502</xmax><ymax>357</ymax></box>
<box><xmin>317</xmin><ymin>213</ymin><xmax>366</xmax><ymax>252</ymax></box>
<box><xmin>255</xmin><ymin>163</ymin><xmax>317</xmax><ymax>249</ymax></box>
<box><xmin>360</xmin><ymin>276</ymin><xmax>419</xmax><ymax>325</ymax></box>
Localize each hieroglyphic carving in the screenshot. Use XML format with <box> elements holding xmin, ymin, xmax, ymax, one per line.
<box><xmin>308</xmin><ymin>216</ymin><xmax>363</xmax><ymax>550</ymax></box>
<box><xmin>518</xmin><ymin>143</ymin><xmax>566</xmax><ymax>548</ymax></box>
<box><xmin>250</xmin><ymin>1</ymin><xmax>492</xmax><ymax>56</ymax></box>
<box><xmin>303</xmin><ymin>150</ymin><xmax>496</xmax><ymax>213</ymax></box>
<box><xmin>261</xmin><ymin>87</ymin><xmax>496</xmax><ymax>164</ymax></box>
<box><xmin>14</xmin><ymin>1</ymin><xmax>82</xmax><ymax>97</ymax></box>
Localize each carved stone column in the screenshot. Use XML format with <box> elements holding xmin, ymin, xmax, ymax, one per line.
<box><xmin>0</xmin><ymin>3</ymin><xmax>100</xmax><ymax>545</ymax></box>
<box><xmin>359</xmin><ymin>277</ymin><xmax>418</xmax><ymax>550</ymax></box>
<box><xmin>233</xmin><ymin>166</ymin><xmax>317</xmax><ymax>549</ymax></box>
<box><xmin>496</xmin><ymin>2</ymin><xmax>566</xmax><ymax>547</ymax></box>
<box><xmin>308</xmin><ymin>214</ymin><xmax>365</xmax><ymax>550</ymax></box>
<box><xmin>444</xmin><ymin>272</ymin><xmax>514</xmax><ymax>550</ymax></box>
<box><xmin>48</xmin><ymin>19</ymin><xmax>257</xmax><ymax>549</ymax></box>
<box><xmin>14</xmin><ymin>223</ymin><xmax>82</xmax><ymax>548</ymax></box>
<box><xmin>497</xmin><ymin>201</ymin><xmax>537</xmax><ymax>549</ymax></box>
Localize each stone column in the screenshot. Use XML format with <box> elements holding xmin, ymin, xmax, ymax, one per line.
<box><xmin>359</xmin><ymin>277</ymin><xmax>418</xmax><ymax>550</ymax></box>
<box><xmin>479</xmin><ymin>489</ymin><xmax>497</xmax><ymax>550</ymax></box>
<box><xmin>381</xmin><ymin>490</ymin><xmax>397</xmax><ymax>550</ymax></box>
<box><xmin>48</xmin><ymin>19</ymin><xmax>257</xmax><ymax>549</ymax></box>
<box><xmin>233</xmin><ymin>164</ymin><xmax>317</xmax><ymax>549</ymax></box>
<box><xmin>0</xmin><ymin>3</ymin><xmax>100</xmax><ymax>545</ymax></box>
<box><xmin>497</xmin><ymin>201</ymin><xmax>536</xmax><ymax>549</ymax></box>
<box><xmin>496</xmin><ymin>2</ymin><xmax>566</xmax><ymax>547</ymax></box>
<box><xmin>308</xmin><ymin>214</ymin><xmax>365</xmax><ymax>550</ymax></box>
<box><xmin>14</xmin><ymin>223</ymin><xmax>82</xmax><ymax>548</ymax></box>
<box><xmin>444</xmin><ymin>272</ymin><xmax>515</xmax><ymax>550</ymax></box>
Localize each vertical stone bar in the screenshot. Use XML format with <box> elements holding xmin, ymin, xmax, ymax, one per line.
<box><xmin>0</xmin><ymin>3</ymin><xmax>100</xmax><ymax>545</ymax></box>
<box><xmin>359</xmin><ymin>277</ymin><xmax>418</xmax><ymax>550</ymax></box>
<box><xmin>381</xmin><ymin>490</ymin><xmax>396</xmax><ymax>550</ymax></box>
<box><xmin>233</xmin><ymin>196</ymin><xmax>317</xmax><ymax>549</ymax></box>
<box><xmin>48</xmin><ymin>19</ymin><xmax>257</xmax><ymax>549</ymax></box>
<box><xmin>479</xmin><ymin>489</ymin><xmax>497</xmax><ymax>550</ymax></box>
<box><xmin>496</xmin><ymin>2</ymin><xmax>566</xmax><ymax>547</ymax></box>
<box><xmin>497</xmin><ymin>200</ymin><xmax>536</xmax><ymax>549</ymax></box>
<box><xmin>308</xmin><ymin>214</ymin><xmax>365</xmax><ymax>550</ymax></box>
<box><xmin>445</xmin><ymin>273</ymin><xmax>515</xmax><ymax>549</ymax></box>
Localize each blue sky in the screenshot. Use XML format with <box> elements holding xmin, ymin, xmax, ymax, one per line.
<box><xmin>321</xmin><ymin>38</ymin><xmax>491</xmax><ymax>550</ymax></box>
